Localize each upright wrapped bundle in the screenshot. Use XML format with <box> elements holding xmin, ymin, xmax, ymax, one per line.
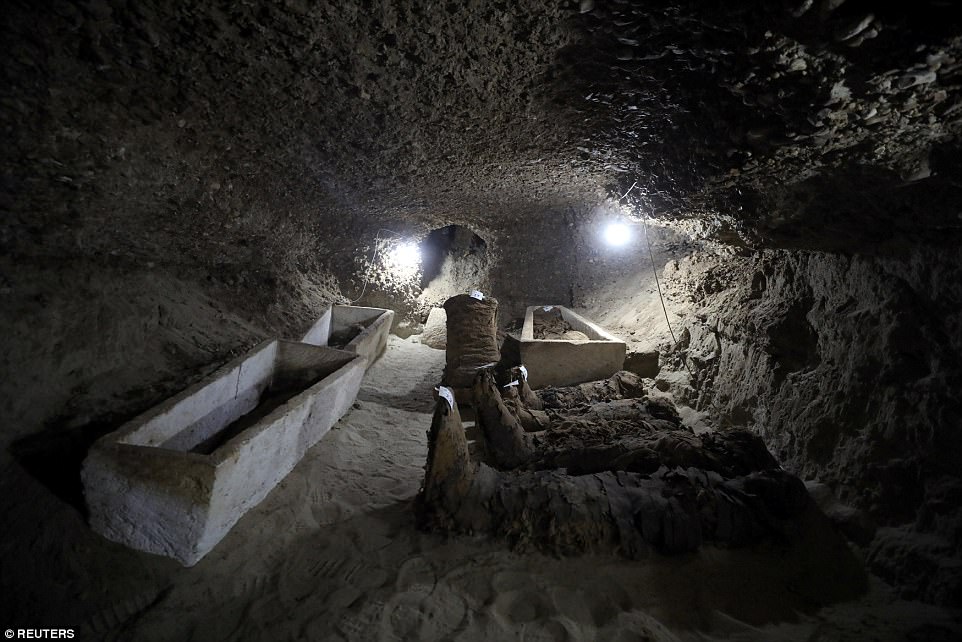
<box><xmin>442</xmin><ymin>293</ymin><xmax>500</xmax><ymax>388</ymax></box>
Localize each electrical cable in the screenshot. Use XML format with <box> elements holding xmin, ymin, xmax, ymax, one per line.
<box><xmin>618</xmin><ymin>182</ymin><xmax>696</xmax><ymax>381</ymax></box>
<box><xmin>640</xmin><ymin>209</ymin><xmax>678</xmax><ymax>345</ymax></box>
<box><xmin>348</xmin><ymin>228</ymin><xmax>404</xmax><ymax>304</ymax></box>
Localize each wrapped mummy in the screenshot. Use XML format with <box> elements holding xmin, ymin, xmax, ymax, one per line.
<box><xmin>417</xmin><ymin>396</ymin><xmax>811</xmax><ymax>557</ymax></box>
<box><xmin>472</xmin><ymin>368</ymin><xmax>781</xmax><ymax>478</ymax></box>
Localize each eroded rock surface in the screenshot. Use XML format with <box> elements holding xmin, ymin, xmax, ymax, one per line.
<box><xmin>656</xmin><ymin>245</ymin><xmax>962</xmax><ymax>604</ymax></box>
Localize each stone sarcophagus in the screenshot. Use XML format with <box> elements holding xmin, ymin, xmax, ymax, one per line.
<box><xmin>300</xmin><ymin>304</ymin><xmax>394</xmax><ymax>368</ymax></box>
<box><xmin>82</xmin><ymin>340</ymin><xmax>365</xmax><ymax>566</ymax></box>
<box><xmin>518</xmin><ymin>305</ymin><xmax>626</xmax><ymax>389</ymax></box>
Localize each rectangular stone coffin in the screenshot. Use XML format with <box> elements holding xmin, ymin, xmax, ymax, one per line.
<box><xmin>519</xmin><ymin>305</ymin><xmax>627</xmax><ymax>389</ymax></box>
<box><xmin>82</xmin><ymin>340</ymin><xmax>365</xmax><ymax>566</ymax></box>
<box><xmin>300</xmin><ymin>305</ymin><xmax>394</xmax><ymax>368</ymax></box>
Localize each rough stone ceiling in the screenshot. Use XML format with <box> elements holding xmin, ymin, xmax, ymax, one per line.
<box><xmin>3</xmin><ymin>0</ymin><xmax>962</xmax><ymax>263</ymax></box>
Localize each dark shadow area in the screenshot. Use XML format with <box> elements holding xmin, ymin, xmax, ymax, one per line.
<box><xmin>188</xmin><ymin>383</ymin><xmax>312</xmax><ymax>455</ymax></box>
<box><xmin>757</xmin><ymin>163</ymin><xmax>962</xmax><ymax>253</ymax></box>
<box><xmin>419</xmin><ymin>224</ymin><xmax>488</xmax><ymax>290</ymax></box>
<box><xmin>9</xmin><ymin>412</ymin><xmax>142</xmax><ymax>518</ymax></box>
<box><xmin>6</xmin><ymin>364</ymin><xmax>231</xmax><ymax>517</ymax></box>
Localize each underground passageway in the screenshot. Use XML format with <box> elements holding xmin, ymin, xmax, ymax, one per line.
<box><xmin>2</xmin><ymin>1</ymin><xmax>962</xmax><ymax>640</ymax></box>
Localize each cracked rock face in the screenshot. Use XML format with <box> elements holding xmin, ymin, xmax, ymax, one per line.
<box><xmin>5</xmin><ymin>2</ymin><xmax>960</xmax><ymax>263</ymax></box>
<box><xmin>558</xmin><ymin>0</ymin><xmax>962</xmax><ymax>235</ymax></box>
<box><xmin>656</xmin><ymin>245</ymin><xmax>962</xmax><ymax>604</ymax></box>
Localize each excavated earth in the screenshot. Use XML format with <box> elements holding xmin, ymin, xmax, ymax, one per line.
<box><xmin>2</xmin><ymin>0</ymin><xmax>962</xmax><ymax>637</ymax></box>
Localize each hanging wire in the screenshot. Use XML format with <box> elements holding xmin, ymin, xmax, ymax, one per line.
<box><xmin>617</xmin><ymin>182</ymin><xmax>695</xmax><ymax>381</ymax></box>
<box><xmin>348</xmin><ymin>228</ymin><xmax>404</xmax><ymax>304</ymax></box>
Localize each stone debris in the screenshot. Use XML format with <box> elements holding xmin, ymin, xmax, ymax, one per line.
<box><xmin>419</xmin><ymin>307</ymin><xmax>447</xmax><ymax>349</ymax></box>
<box><xmin>623</xmin><ymin>350</ymin><xmax>660</xmax><ymax>378</ymax></box>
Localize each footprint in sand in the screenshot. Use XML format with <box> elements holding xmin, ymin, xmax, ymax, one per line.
<box><xmin>336</xmin><ymin>598</ymin><xmax>385</xmax><ymax>640</ymax></box>
<box><xmin>491</xmin><ymin>569</ymin><xmax>536</xmax><ymax>593</ymax></box>
<box><xmin>380</xmin><ymin>582</ymin><xmax>467</xmax><ymax>640</ymax></box>
<box><xmin>493</xmin><ymin>589</ymin><xmax>552</xmax><ymax>625</ymax></box>
<box><xmin>599</xmin><ymin>611</ymin><xmax>679</xmax><ymax>642</ymax></box>
<box><xmin>545</xmin><ymin>586</ymin><xmax>597</xmax><ymax>627</ymax></box>
<box><xmin>82</xmin><ymin>589</ymin><xmax>168</xmax><ymax>637</ymax></box>
<box><xmin>231</xmin><ymin>572</ymin><xmax>274</xmax><ymax>600</ymax></box>
<box><xmin>520</xmin><ymin>617</ymin><xmax>580</xmax><ymax>642</ymax></box>
<box><xmin>395</xmin><ymin>555</ymin><xmax>437</xmax><ymax>591</ymax></box>
<box><xmin>587</xmin><ymin>584</ymin><xmax>634</xmax><ymax>627</ymax></box>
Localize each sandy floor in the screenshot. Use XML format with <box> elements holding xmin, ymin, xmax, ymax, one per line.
<box><xmin>2</xmin><ymin>336</ymin><xmax>960</xmax><ymax>641</ymax></box>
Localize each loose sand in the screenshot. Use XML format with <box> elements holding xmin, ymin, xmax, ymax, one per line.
<box><xmin>2</xmin><ymin>336</ymin><xmax>960</xmax><ymax>640</ymax></box>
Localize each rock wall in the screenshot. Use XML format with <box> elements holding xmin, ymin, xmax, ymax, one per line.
<box><xmin>489</xmin><ymin>203</ymin><xmax>694</xmax><ymax>327</ymax></box>
<box><xmin>659</xmin><ymin>245</ymin><xmax>962</xmax><ymax>604</ymax></box>
<box><xmin>0</xmin><ymin>256</ymin><xmax>339</xmax><ymax>445</ymax></box>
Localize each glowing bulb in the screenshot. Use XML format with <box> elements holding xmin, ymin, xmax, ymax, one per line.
<box><xmin>389</xmin><ymin>241</ymin><xmax>421</xmax><ymax>268</ymax></box>
<box><xmin>603</xmin><ymin>222</ymin><xmax>631</xmax><ymax>247</ymax></box>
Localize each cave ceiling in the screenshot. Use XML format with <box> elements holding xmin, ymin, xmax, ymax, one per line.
<box><xmin>3</xmin><ymin>0</ymin><xmax>961</xmax><ymax>261</ymax></box>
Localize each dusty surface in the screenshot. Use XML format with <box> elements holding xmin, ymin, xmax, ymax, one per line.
<box><xmin>2</xmin><ymin>338</ymin><xmax>961</xmax><ymax>640</ymax></box>
<box><xmin>2</xmin><ymin>0</ymin><xmax>962</xmax><ymax>624</ymax></box>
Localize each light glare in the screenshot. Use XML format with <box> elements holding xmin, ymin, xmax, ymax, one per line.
<box><xmin>390</xmin><ymin>241</ymin><xmax>421</xmax><ymax>267</ymax></box>
<box><xmin>603</xmin><ymin>222</ymin><xmax>631</xmax><ymax>247</ymax></box>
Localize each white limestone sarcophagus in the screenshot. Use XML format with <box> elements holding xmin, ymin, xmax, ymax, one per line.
<box><xmin>82</xmin><ymin>340</ymin><xmax>365</xmax><ymax>566</ymax></box>
<box><xmin>300</xmin><ymin>304</ymin><xmax>394</xmax><ymax>368</ymax></box>
<box><xmin>519</xmin><ymin>305</ymin><xmax>627</xmax><ymax>389</ymax></box>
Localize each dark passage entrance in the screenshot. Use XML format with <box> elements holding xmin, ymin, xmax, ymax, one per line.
<box><xmin>418</xmin><ymin>225</ymin><xmax>489</xmax><ymax>306</ymax></box>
